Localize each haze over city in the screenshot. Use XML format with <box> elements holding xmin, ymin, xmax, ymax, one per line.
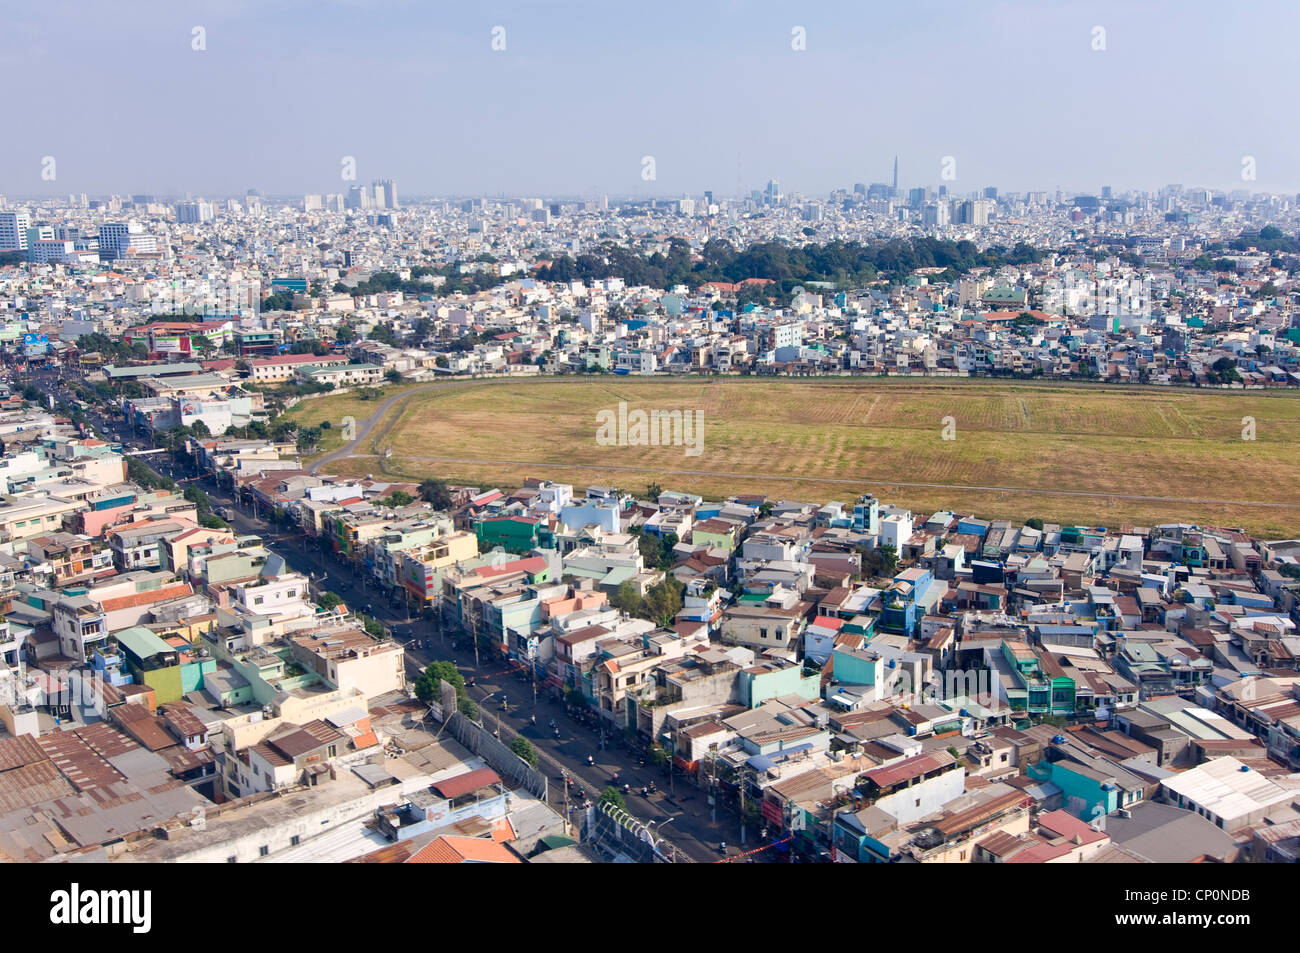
<box><xmin>4</xmin><ymin>0</ymin><xmax>1300</xmax><ymax>197</ymax></box>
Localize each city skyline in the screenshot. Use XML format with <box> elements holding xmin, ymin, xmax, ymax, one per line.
<box><xmin>4</xmin><ymin>0</ymin><xmax>1300</xmax><ymax>197</ymax></box>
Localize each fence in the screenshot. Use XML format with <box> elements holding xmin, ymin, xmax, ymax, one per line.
<box><xmin>436</xmin><ymin>681</ymin><xmax>548</xmax><ymax>801</ymax></box>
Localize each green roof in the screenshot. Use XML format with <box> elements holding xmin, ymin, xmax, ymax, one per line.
<box><xmin>115</xmin><ymin>626</ymin><xmax>175</xmax><ymax>660</ymax></box>
<box><xmin>599</xmin><ymin>566</ymin><xmax>638</xmax><ymax>587</ymax></box>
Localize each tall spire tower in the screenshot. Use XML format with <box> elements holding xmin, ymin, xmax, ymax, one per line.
<box><xmin>892</xmin><ymin>156</ymin><xmax>899</xmax><ymax>192</ymax></box>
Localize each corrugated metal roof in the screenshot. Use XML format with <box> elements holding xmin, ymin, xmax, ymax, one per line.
<box><xmin>431</xmin><ymin>768</ymin><xmax>502</xmax><ymax>800</ymax></box>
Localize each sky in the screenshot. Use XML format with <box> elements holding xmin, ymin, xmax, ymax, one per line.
<box><xmin>4</xmin><ymin>0</ymin><xmax>1298</xmax><ymax>199</ymax></box>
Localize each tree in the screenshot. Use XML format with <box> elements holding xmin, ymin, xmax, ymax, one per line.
<box><xmin>510</xmin><ymin>736</ymin><xmax>539</xmax><ymax>769</ymax></box>
<box><xmin>1211</xmin><ymin>356</ymin><xmax>1240</xmax><ymax>383</ymax></box>
<box><xmin>414</xmin><ymin>660</ymin><xmax>465</xmax><ymax>704</ymax></box>
<box><xmin>384</xmin><ymin>368</ymin><xmax>402</xmax><ymax>384</ymax></box>
<box><xmin>564</xmin><ymin>687</ymin><xmax>587</xmax><ymax>709</ymax></box>
<box><xmin>648</xmin><ymin>743</ymin><xmax>669</xmax><ymax>769</ymax></box>
<box><xmin>598</xmin><ymin>787</ymin><xmax>626</xmax><ymax>811</ymax></box>
<box><xmin>317</xmin><ymin>591</ymin><xmax>343</xmax><ymax>612</ymax></box>
<box><xmin>383</xmin><ymin>490</ymin><xmax>414</xmax><ymax>507</ymax></box>
<box><xmin>419</xmin><ymin>478</ymin><xmax>452</xmax><ymax>508</ymax></box>
<box><xmin>643</xmin><ymin>577</ymin><xmax>685</xmax><ymax>627</ymax></box>
<box><xmin>645</xmin><ymin>483</ymin><xmax>663</xmax><ymax>501</ymax></box>
<box><xmin>611</xmin><ymin>580</ymin><xmax>644</xmax><ymax>616</ymax></box>
<box><xmin>296</xmin><ymin>426</ymin><xmax>322</xmax><ymax>453</ymax></box>
<box><xmin>1025</xmin><ymin>518</ymin><xmax>1044</xmax><ymax>531</ymax></box>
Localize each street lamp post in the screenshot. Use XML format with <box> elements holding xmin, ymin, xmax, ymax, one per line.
<box><xmin>648</xmin><ymin>816</ymin><xmax>677</xmax><ymax>863</ymax></box>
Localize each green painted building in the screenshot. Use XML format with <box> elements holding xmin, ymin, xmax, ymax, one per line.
<box><xmin>475</xmin><ymin>516</ymin><xmax>541</xmax><ymax>554</ymax></box>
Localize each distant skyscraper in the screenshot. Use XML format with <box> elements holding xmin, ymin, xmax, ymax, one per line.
<box><xmin>892</xmin><ymin>156</ymin><xmax>899</xmax><ymax>191</ymax></box>
<box><xmin>174</xmin><ymin>201</ymin><xmax>214</xmax><ymax>224</ymax></box>
<box><xmin>956</xmin><ymin>200</ymin><xmax>990</xmax><ymax>226</ymax></box>
<box><xmin>0</xmin><ymin>211</ymin><xmax>31</xmax><ymax>251</ymax></box>
<box><xmin>922</xmin><ymin>202</ymin><xmax>949</xmax><ymax>227</ymax></box>
<box><xmin>345</xmin><ymin>186</ymin><xmax>373</xmax><ymax>211</ymax></box>
<box><xmin>97</xmin><ymin>221</ymin><xmax>155</xmax><ymax>260</ymax></box>
<box><xmin>374</xmin><ymin>179</ymin><xmax>398</xmax><ymax>210</ymax></box>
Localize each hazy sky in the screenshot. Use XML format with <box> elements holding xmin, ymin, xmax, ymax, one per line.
<box><xmin>4</xmin><ymin>0</ymin><xmax>1298</xmax><ymax>199</ymax></box>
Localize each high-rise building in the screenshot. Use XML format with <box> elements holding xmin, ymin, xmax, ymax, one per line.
<box><xmin>764</xmin><ymin>179</ymin><xmax>781</xmax><ymax>205</ymax></box>
<box><xmin>28</xmin><ymin>239</ymin><xmax>75</xmax><ymax>264</ymax></box>
<box><xmin>892</xmin><ymin>156</ymin><xmax>899</xmax><ymax>191</ymax></box>
<box><xmin>303</xmin><ymin>194</ymin><xmax>323</xmax><ymax>212</ymax></box>
<box><xmin>0</xmin><ymin>211</ymin><xmax>31</xmax><ymax>252</ymax></box>
<box><xmin>954</xmin><ymin>199</ymin><xmax>990</xmax><ymax>226</ymax></box>
<box><xmin>345</xmin><ymin>186</ymin><xmax>373</xmax><ymax>211</ymax></box>
<box><xmin>97</xmin><ymin>221</ymin><xmax>155</xmax><ymax>260</ymax></box>
<box><xmin>174</xmin><ymin>201</ymin><xmax>214</xmax><ymax>224</ymax></box>
<box><xmin>922</xmin><ymin>202</ymin><xmax>949</xmax><ymax>227</ymax></box>
<box><xmin>374</xmin><ymin>179</ymin><xmax>398</xmax><ymax>210</ymax></box>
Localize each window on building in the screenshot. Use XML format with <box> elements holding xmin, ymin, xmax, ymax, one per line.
<box><xmin>290</xmin><ymin>835</ymin><xmax>300</xmax><ymax>846</ymax></box>
<box><xmin>259</xmin><ymin>845</ymin><xmax>269</xmax><ymax>857</ymax></box>
<box><xmin>227</xmin><ymin>856</ymin><xmax>237</xmax><ymax>864</ymax></box>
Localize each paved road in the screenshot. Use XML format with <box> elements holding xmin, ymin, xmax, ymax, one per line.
<box><xmin>308</xmin><ymin>379</ymin><xmax>481</xmax><ymax>474</ymax></box>
<box><xmin>110</xmin><ymin>430</ymin><xmax>760</xmax><ymax>863</ymax></box>
<box><xmin>207</xmin><ymin>502</ymin><xmax>751</xmax><ymax>863</ymax></box>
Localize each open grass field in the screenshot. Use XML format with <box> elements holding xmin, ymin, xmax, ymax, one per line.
<box><xmin>288</xmin><ymin>377</ymin><xmax>1300</xmax><ymax>537</ymax></box>
<box><xmin>284</xmin><ymin>381</ymin><xmax>432</xmax><ymax>456</ymax></box>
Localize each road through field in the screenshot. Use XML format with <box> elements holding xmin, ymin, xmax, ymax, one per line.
<box><xmin>335</xmin><ymin>451</ymin><xmax>1300</xmax><ymax>510</ymax></box>
<box><xmin>295</xmin><ymin>375</ymin><xmax>1300</xmax><ymax>531</ymax></box>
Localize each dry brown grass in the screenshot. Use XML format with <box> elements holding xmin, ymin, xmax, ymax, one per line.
<box><xmin>323</xmin><ymin>377</ymin><xmax>1300</xmax><ymax>537</ymax></box>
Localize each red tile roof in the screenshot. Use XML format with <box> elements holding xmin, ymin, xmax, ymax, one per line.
<box><xmin>406</xmin><ymin>835</ymin><xmax>520</xmax><ymax>864</ymax></box>
<box><xmin>98</xmin><ymin>582</ymin><xmax>194</xmax><ymax>613</ymax></box>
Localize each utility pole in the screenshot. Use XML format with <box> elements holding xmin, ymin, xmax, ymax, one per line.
<box><xmin>708</xmin><ymin>745</ymin><xmax>718</xmax><ymax>825</ymax></box>
<box><xmin>471</xmin><ymin>602</ymin><xmax>481</xmax><ymax>669</ymax></box>
<box><xmin>738</xmin><ymin>764</ymin><xmax>747</xmax><ymax>846</ymax></box>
